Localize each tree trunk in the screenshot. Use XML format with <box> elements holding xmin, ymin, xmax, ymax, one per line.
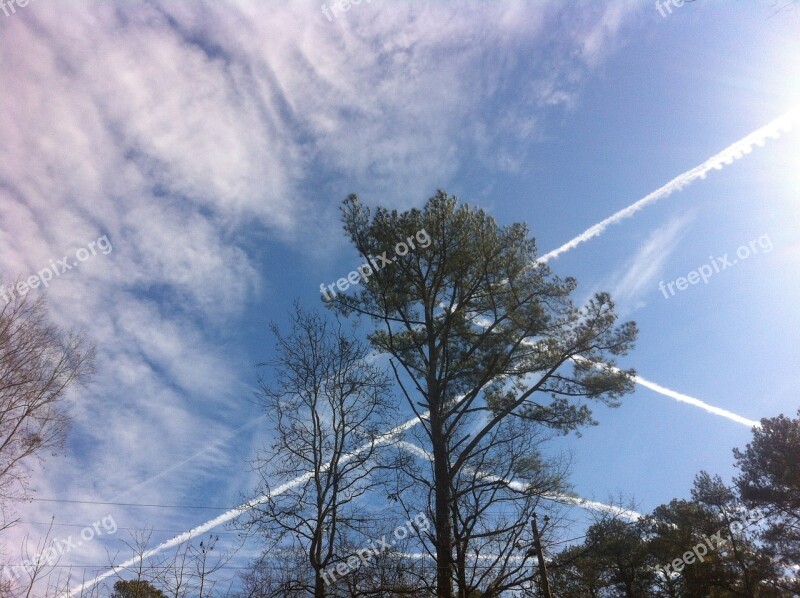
<box><xmin>314</xmin><ymin>572</ymin><xmax>326</xmax><ymax>598</ymax></box>
<box><xmin>432</xmin><ymin>415</ymin><xmax>454</xmax><ymax>598</ymax></box>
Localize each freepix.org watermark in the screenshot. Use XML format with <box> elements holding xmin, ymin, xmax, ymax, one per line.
<box><xmin>1</xmin><ymin>515</ymin><xmax>117</xmax><ymax>585</ymax></box>
<box><xmin>658</xmin><ymin>507</ymin><xmax>763</xmax><ymax>578</ymax></box>
<box><xmin>321</xmin><ymin>512</ymin><xmax>430</xmax><ymax>586</ymax></box>
<box><xmin>319</xmin><ymin>229</ymin><xmax>431</xmax><ymax>301</ymax></box>
<box><xmin>0</xmin><ymin>0</ymin><xmax>35</xmax><ymax>18</ymax></box>
<box><xmin>655</xmin><ymin>0</ymin><xmax>695</xmax><ymax>18</ymax></box>
<box><xmin>321</xmin><ymin>0</ymin><xmax>373</xmax><ymax>22</ymax></box>
<box><xmin>658</xmin><ymin>234</ymin><xmax>772</xmax><ymax>300</ymax></box>
<box><xmin>0</xmin><ymin>234</ymin><xmax>112</xmax><ymax>306</ymax></box>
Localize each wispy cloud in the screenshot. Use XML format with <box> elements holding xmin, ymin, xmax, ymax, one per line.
<box><xmin>0</xmin><ymin>0</ymin><xmax>636</xmax><ymax>551</ymax></box>
<box><xmin>609</xmin><ymin>211</ymin><xmax>696</xmax><ymax>308</ymax></box>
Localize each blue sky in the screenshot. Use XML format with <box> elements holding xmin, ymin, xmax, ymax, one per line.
<box><xmin>0</xmin><ymin>0</ymin><xmax>798</xmax><ymax>592</ymax></box>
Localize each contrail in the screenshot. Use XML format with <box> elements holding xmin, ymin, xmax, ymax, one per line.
<box><xmin>633</xmin><ymin>372</ymin><xmax>760</xmax><ymax>428</ymax></box>
<box><xmin>397</xmin><ymin>441</ymin><xmax>642</xmax><ymax>521</ymax></box>
<box><xmin>64</xmin><ymin>413</ymin><xmax>426</xmax><ymax>597</ymax></box>
<box><xmin>571</xmin><ymin>356</ymin><xmax>761</xmax><ymax>428</ymax></box>
<box><xmin>538</xmin><ymin>108</ymin><xmax>798</xmax><ymax>263</ymax></box>
<box><xmin>70</xmin><ymin>363</ymin><xmax>711</xmax><ymax>594</ymax></box>
<box><xmin>69</xmin><ymin>392</ymin><xmax>638</xmax><ymax>595</ymax></box>
<box><xmin>109</xmin><ymin>414</ymin><xmax>267</xmax><ymax>502</ymax></box>
<box><xmin>110</xmin><ymin>381</ymin><xmax>266</xmax><ymax>501</ymax></box>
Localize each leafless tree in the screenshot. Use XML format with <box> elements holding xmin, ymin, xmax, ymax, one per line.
<box><xmin>107</xmin><ymin>529</ymin><xmax>161</xmax><ymax>593</ymax></box>
<box><xmin>140</xmin><ymin>534</ymin><xmax>235</xmax><ymax>598</ymax></box>
<box><xmin>187</xmin><ymin>535</ymin><xmax>234</xmax><ymax>598</ymax></box>
<box><xmin>244</xmin><ymin>304</ymin><xmax>397</xmax><ymax>598</ymax></box>
<box><xmin>0</xmin><ymin>518</ymin><xmax>75</xmax><ymax>598</ymax></box>
<box><xmin>338</xmin><ymin>518</ymin><xmax>432</xmax><ymax>597</ymax></box>
<box><xmin>236</xmin><ymin>547</ymin><xmax>311</xmax><ymax>598</ymax></box>
<box><xmin>153</xmin><ymin>539</ymin><xmax>192</xmax><ymax>598</ymax></box>
<box><xmin>0</xmin><ymin>287</ymin><xmax>95</xmax><ymax>530</ymax></box>
<box><xmin>237</xmin><ymin>523</ymin><xmax>431</xmax><ymax>598</ymax></box>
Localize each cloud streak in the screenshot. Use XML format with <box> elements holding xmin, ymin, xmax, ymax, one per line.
<box><xmin>0</xmin><ymin>0</ymin><xmax>642</xmax><ymax>585</ymax></box>
<box><xmin>608</xmin><ymin>212</ymin><xmax>695</xmax><ymax>308</ymax></box>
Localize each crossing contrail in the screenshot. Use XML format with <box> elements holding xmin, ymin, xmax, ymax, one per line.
<box><xmin>533</xmin><ymin>108</ymin><xmax>800</xmax><ymax>428</ymax></box>
<box><xmin>570</xmin><ymin>355</ymin><xmax>761</xmax><ymax>428</ymax></box>
<box><xmin>633</xmin><ymin>372</ymin><xmax>760</xmax><ymax>428</ymax></box>
<box><xmin>538</xmin><ymin>108</ymin><xmax>798</xmax><ymax>263</ymax></box>
<box><xmin>397</xmin><ymin>441</ymin><xmax>642</xmax><ymax>521</ymax></box>
<box><xmin>68</xmin><ymin>392</ymin><xmax>637</xmax><ymax>595</ymax></box>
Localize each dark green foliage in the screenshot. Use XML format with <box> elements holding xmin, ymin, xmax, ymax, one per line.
<box><xmin>735</xmin><ymin>411</ymin><xmax>800</xmax><ymax>569</ymax></box>
<box><xmin>332</xmin><ymin>191</ymin><xmax>638</xmax><ymax>597</ymax></box>
<box><xmin>551</xmin><ymin>468</ymin><xmax>799</xmax><ymax>597</ymax></box>
<box><xmin>110</xmin><ymin>580</ymin><xmax>166</xmax><ymax>598</ymax></box>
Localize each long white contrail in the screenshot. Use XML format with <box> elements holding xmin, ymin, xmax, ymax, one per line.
<box><xmin>397</xmin><ymin>441</ymin><xmax>642</xmax><ymax>521</ymax></box>
<box><xmin>538</xmin><ymin>108</ymin><xmax>798</xmax><ymax>263</ymax></box>
<box><xmin>571</xmin><ymin>356</ymin><xmax>761</xmax><ymax>428</ymax></box>
<box><xmin>633</xmin><ymin>372</ymin><xmax>760</xmax><ymax>428</ymax></box>
<box><xmin>64</xmin><ymin>414</ymin><xmax>426</xmax><ymax>597</ymax></box>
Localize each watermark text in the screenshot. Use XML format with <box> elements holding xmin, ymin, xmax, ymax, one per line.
<box><xmin>320</xmin><ymin>229</ymin><xmax>430</xmax><ymax>301</ymax></box>
<box><xmin>1</xmin><ymin>234</ymin><xmax>112</xmax><ymax>306</ymax></box>
<box><xmin>321</xmin><ymin>512</ymin><xmax>430</xmax><ymax>585</ymax></box>
<box><xmin>658</xmin><ymin>234</ymin><xmax>772</xmax><ymax>299</ymax></box>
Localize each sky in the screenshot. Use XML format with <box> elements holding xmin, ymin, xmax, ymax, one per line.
<box><xmin>0</xmin><ymin>0</ymin><xmax>799</xmax><ymax>593</ymax></box>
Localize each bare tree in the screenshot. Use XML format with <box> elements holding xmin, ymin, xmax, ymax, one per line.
<box><xmin>152</xmin><ymin>539</ymin><xmax>192</xmax><ymax>598</ymax></box>
<box><xmin>236</xmin><ymin>548</ymin><xmax>311</xmax><ymax>598</ymax></box>
<box><xmin>107</xmin><ymin>529</ymin><xmax>162</xmax><ymax>594</ymax></box>
<box><xmin>0</xmin><ymin>518</ymin><xmax>82</xmax><ymax>598</ymax></box>
<box><xmin>0</xmin><ymin>524</ymin><xmax>52</xmax><ymax>597</ymax></box>
<box><xmin>148</xmin><ymin>534</ymin><xmax>235</xmax><ymax>598</ymax></box>
<box><xmin>338</xmin><ymin>517</ymin><xmax>432</xmax><ymax>597</ymax></box>
<box><xmin>237</xmin><ymin>519</ymin><xmax>430</xmax><ymax>597</ymax></box>
<box><xmin>0</xmin><ymin>287</ymin><xmax>95</xmax><ymax>529</ymax></box>
<box><xmin>244</xmin><ymin>304</ymin><xmax>397</xmax><ymax>598</ymax></box>
<box><xmin>188</xmin><ymin>535</ymin><xmax>234</xmax><ymax>598</ymax></box>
